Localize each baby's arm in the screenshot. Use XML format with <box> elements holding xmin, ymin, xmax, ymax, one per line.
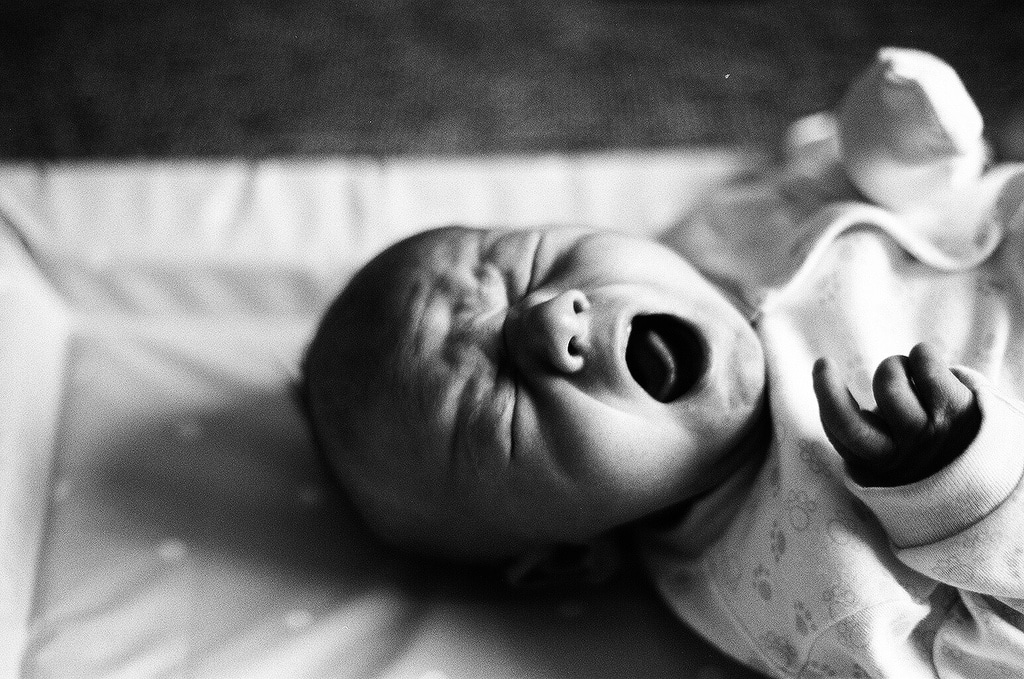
<box><xmin>812</xmin><ymin>342</ymin><xmax>980</xmax><ymax>486</ymax></box>
<box><xmin>815</xmin><ymin>343</ymin><xmax>1024</xmax><ymax>674</ymax></box>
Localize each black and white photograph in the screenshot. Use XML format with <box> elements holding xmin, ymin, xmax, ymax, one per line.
<box><xmin>3</xmin><ymin>2</ymin><xmax>1024</xmax><ymax>677</ymax></box>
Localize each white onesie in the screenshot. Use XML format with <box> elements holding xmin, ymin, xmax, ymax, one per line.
<box><xmin>642</xmin><ymin>112</ymin><xmax>1024</xmax><ymax>677</ymax></box>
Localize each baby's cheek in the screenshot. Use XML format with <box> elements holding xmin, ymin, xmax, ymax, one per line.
<box><xmin>713</xmin><ymin>329</ymin><xmax>765</xmax><ymax>411</ymax></box>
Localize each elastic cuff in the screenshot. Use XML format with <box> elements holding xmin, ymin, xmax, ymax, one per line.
<box><xmin>848</xmin><ymin>379</ymin><xmax>1024</xmax><ymax>548</ymax></box>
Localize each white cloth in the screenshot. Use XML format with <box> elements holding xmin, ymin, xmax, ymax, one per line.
<box><xmin>643</xmin><ymin>142</ymin><xmax>1024</xmax><ymax>677</ymax></box>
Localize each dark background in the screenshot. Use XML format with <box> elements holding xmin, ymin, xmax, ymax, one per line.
<box><xmin>2</xmin><ymin>0</ymin><xmax>1023</xmax><ymax>159</ymax></box>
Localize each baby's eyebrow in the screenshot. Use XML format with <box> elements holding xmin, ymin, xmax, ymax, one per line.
<box><xmin>450</xmin><ymin>367</ymin><xmax>513</xmax><ymax>472</ymax></box>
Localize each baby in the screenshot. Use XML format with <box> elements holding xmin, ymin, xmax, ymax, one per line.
<box><xmin>303</xmin><ymin>221</ymin><xmax>771</xmax><ymax>557</ymax></box>
<box><xmin>302</xmin><ymin>49</ymin><xmax>1024</xmax><ymax>678</ymax></box>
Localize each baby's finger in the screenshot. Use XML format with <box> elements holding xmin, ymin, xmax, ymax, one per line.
<box><xmin>906</xmin><ymin>343</ymin><xmax>975</xmax><ymax>423</ymax></box>
<box><xmin>872</xmin><ymin>354</ymin><xmax>928</xmax><ymax>438</ymax></box>
<box><xmin>813</xmin><ymin>358</ymin><xmax>894</xmax><ymax>464</ymax></box>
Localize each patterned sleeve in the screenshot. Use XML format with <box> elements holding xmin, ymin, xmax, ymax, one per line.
<box><xmin>848</xmin><ymin>371</ymin><xmax>1024</xmax><ymax>676</ymax></box>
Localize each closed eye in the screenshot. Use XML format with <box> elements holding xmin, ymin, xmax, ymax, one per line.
<box><xmin>450</xmin><ymin>362</ymin><xmax>518</xmax><ymax>472</ymax></box>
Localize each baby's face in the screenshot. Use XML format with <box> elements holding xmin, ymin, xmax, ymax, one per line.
<box><xmin>381</xmin><ymin>226</ymin><xmax>766</xmax><ymax>548</ymax></box>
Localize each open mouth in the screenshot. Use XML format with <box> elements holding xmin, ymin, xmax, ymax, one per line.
<box><xmin>625</xmin><ymin>314</ymin><xmax>707</xmax><ymax>402</ymax></box>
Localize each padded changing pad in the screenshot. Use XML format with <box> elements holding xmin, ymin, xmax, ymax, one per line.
<box><xmin>0</xmin><ymin>153</ymin><xmax>764</xmax><ymax>678</ymax></box>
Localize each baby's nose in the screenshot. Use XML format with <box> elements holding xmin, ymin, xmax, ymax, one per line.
<box><xmin>519</xmin><ymin>289</ymin><xmax>591</xmax><ymax>374</ymax></box>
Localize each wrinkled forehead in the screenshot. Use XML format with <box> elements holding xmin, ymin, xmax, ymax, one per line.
<box><xmin>367</xmin><ymin>227</ymin><xmax>535</xmax><ymax>460</ymax></box>
<box><xmin>308</xmin><ymin>228</ymin><xmax>485</xmax><ymax>423</ymax></box>
<box><xmin>346</xmin><ymin>226</ymin><xmax>493</xmax><ymax>420</ymax></box>
<box><xmin>365</xmin><ymin>227</ymin><xmax>490</xmax><ymax>355</ymax></box>
<box><xmin>366</xmin><ymin>225</ymin><xmax>540</xmax><ymax>347</ymax></box>
<box><xmin>380</xmin><ymin>226</ymin><xmax>485</xmax><ymax>286</ymax></box>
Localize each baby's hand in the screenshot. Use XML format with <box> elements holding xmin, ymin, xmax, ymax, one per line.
<box><xmin>812</xmin><ymin>343</ymin><xmax>981</xmax><ymax>486</ymax></box>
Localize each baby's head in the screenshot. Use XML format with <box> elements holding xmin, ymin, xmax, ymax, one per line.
<box><xmin>302</xmin><ymin>225</ymin><xmax>766</xmax><ymax>561</ymax></box>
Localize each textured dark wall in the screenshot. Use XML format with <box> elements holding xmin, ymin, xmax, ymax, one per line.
<box><xmin>2</xmin><ymin>0</ymin><xmax>1021</xmax><ymax>158</ymax></box>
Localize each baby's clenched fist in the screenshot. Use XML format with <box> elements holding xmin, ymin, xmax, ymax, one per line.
<box><xmin>812</xmin><ymin>343</ymin><xmax>981</xmax><ymax>486</ymax></box>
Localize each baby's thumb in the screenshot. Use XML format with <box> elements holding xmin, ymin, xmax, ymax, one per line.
<box><xmin>812</xmin><ymin>358</ymin><xmax>894</xmax><ymax>467</ymax></box>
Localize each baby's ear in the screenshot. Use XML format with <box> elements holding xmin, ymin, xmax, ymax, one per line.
<box><xmin>502</xmin><ymin>537</ymin><xmax>621</xmax><ymax>590</ymax></box>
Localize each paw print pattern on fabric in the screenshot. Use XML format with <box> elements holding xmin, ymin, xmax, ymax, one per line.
<box><xmin>797</xmin><ymin>440</ymin><xmax>828</xmax><ymax>476</ymax></box>
<box><xmin>785</xmin><ymin>489</ymin><xmax>819</xmax><ymax>531</ymax></box>
<box><xmin>822</xmin><ymin>581</ymin><xmax>859</xmax><ymax>620</ymax></box>
<box><xmin>798</xmin><ymin>660</ymin><xmax>838</xmax><ymax>678</ymax></box>
<box><xmin>825</xmin><ymin>513</ymin><xmax>854</xmax><ymax>547</ymax></box>
<box><xmin>759</xmin><ymin>630</ymin><xmax>799</xmax><ymax>672</ymax></box>
<box><xmin>932</xmin><ymin>526</ymin><xmax>1002</xmax><ymax>586</ymax></box>
<box><xmin>835</xmin><ymin>618</ymin><xmax>870</xmax><ymax>650</ymax></box>
<box><xmin>711</xmin><ymin>545</ymin><xmax>744</xmax><ymax>593</ymax></box>
<box><xmin>769</xmin><ymin>520</ymin><xmax>787</xmax><ymax>563</ymax></box>
<box><xmin>793</xmin><ymin>600</ymin><xmax>819</xmax><ymax>636</ymax></box>
<box><xmin>825</xmin><ymin>505</ymin><xmax>882</xmax><ymax>553</ymax></box>
<box><xmin>752</xmin><ymin>563</ymin><xmax>773</xmax><ymax>601</ymax></box>
<box><xmin>933</xmin><ymin>524</ymin><xmax>995</xmax><ymax>585</ymax></box>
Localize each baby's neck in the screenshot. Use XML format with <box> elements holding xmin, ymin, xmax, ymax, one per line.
<box><xmin>643</xmin><ymin>406</ymin><xmax>772</xmax><ymax>531</ymax></box>
<box><xmin>714</xmin><ymin>403</ymin><xmax>773</xmax><ymax>488</ymax></box>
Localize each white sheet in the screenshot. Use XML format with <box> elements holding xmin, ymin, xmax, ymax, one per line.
<box><xmin>0</xmin><ymin>152</ymin><xmax>763</xmax><ymax>678</ymax></box>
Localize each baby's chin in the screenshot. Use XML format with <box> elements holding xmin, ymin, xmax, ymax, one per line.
<box><xmin>725</xmin><ymin>323</ymin><xmax>768</xmax><ymax>416</ymax></box>
<box><xmin>681</xmin><ymin>316</ymin><xmax>768</xmax><ymax>478</ymax></box>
